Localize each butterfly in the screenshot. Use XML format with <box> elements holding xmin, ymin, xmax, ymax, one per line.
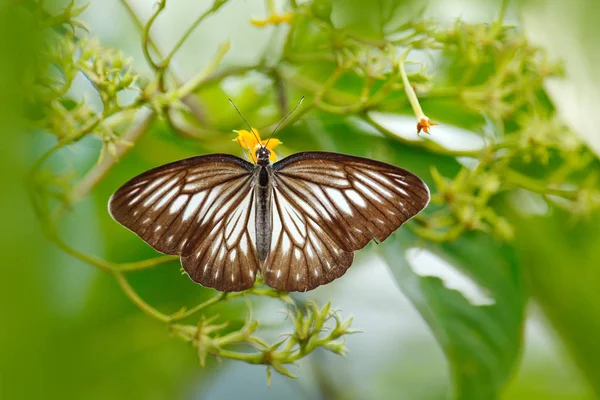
<box><xmin>108</xmin><ymin>128</ymin><xmax>430</xmax><ymax>292</ymax></box>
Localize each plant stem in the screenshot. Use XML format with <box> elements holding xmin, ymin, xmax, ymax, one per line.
<box><xmin>171</xmin><ymin>292</ymin><xmax>229</xmax><ymax>321</ymax></box>
<box><xmin>113</xmin><ymin>271</ymin><xmax>171</xmax><ymax>323</ymax></box>
<box><xmin>216</xmin><ymin>348</ymin><xmax>266</xmax><ymax>364</ymax></box>
<box><xmin>398</xmin><ymin>49</ymin><xmax>426</xmax><ymax>121</ymax></box>
<box><xmin>53</xmin><ymin>235</ymin><xmax>116</xmax><ymax>273</ymax></box>
<box><xmin>141</xmin><ymin>0</ymin><xmax>166</xmax><ymax>71</ymax></box>
<box><xmin>72</xmin><ymin>111</ymin><xmax>156</xmax><ymax>201</ymax></box>
<box><xmin>119</xmin><ymin>0</ymin><xmax>164</xmax><ymax>62</ymax></box>
<box><xmin>159</xmin><ymin>0</ymin><xmax>230</xmax><ymax>69</ymax></box>
<box><xmin>504</xmin><ymin>169</ymin><xmax>578</xmax><ymax>200</ymax></box>
<box><xmin>172</xmin><ymin>41</ymin><xmax>231</xmax><ymax>100</ymax></box>
<box><xmin>119</xmin><ymin>255</ymin><xmax>179</xmax><ymax>272</ymax></box>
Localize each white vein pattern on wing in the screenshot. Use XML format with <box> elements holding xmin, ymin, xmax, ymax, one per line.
<box><xmin>196</xmin><ymin>178</ymin><xmax>249</xmax><ymax>227</ymax></box>
<box><xmin>142</xmin><ymin>176</ymin><xmax>179</xmax><ymax>207</ymax></box>
<box><xmin>268</xmin><ymin>187</ymin><xmax>340</xmax><ymax>287</ymax></box>
<box><xmin>154</xmin><ymin>186</ymin><xmax>179</xmax><ymax>210</ymax></box>
<box><xmin>345</xmin><ymin>189</ymin><xmax>367</xmax><ymax>208</ymax></box>
<box><xmin>325</xmin><ymin>187</ymin><xmax>353</xmax><ymax>215</ymax></box>
<box><xmin>183</xmin><ymin>191</ymin><xmax>206</xmax><ymax>221</ymax></box>
<box><xmin>353</xmin><ymin>171</ymin><xmax>394</xmax><ymax>199</ymax></box>
<box><xmin>365</xmin><ymin>169</ymin><xmax>417</xmax><ymax>202</ymax></box>
<box><xmin>169</xmin><ymin>195</ymin><xmax>188</xmax><ymax>215</ymax></box>
<box><xmin>224</xmin><ymin>189</ymin><xmax>254</xmax><ymax>249</ymax></box>
<box><xmin>138</xmin><ymin>175</ymin><xmax>168</xmax><ymax>197</ymax></box>
<box><xmin>275</xmin><ymin>193</ymin><xmax>307</xmax><ymax>247</ymax></box>
<box><xmin>280</xmin><ymin>178</ymin><xmax>332</xmax><ymax>222</ymax></box>
<box><xmin>180</xmin><ymin>175</ymin><xmax>258</xmax><ymax>288</ymax></box>
<box><xmin>274</xmin><ymin>174</ymin><xmax>359</xmax><ymax>251</ymax></box>
<box><xmin>353</xmin><ymin>180</ymin><xmax>381</xmax><ymax>204</ymax></box>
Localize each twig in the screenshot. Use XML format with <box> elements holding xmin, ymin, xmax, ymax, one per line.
<box><xmin>172</xmin><ymin>41</ymin><xmax>231</xmax><ymax>100</ymax></box>
<box><xmin>158</xmin><ymin>0</ymin><xmax>231</xmax><ymax>70</ymax></box>
<box><xmin>113</xmin><ymin>271</ymin><xmax>171</xmax><ymax>323</ymax></box>
<box><xmin>119</xmin><ymin>0</ymin><xmax>164</xmax><ymax>62</ymax></box>
<box><xmin>119</xmin><ymin>255</ymin><xmax>179</xmax><ymax>272</ymax></box>
<box><xmin>504</xmin><ymin>169</ymin><xmax>578</xmax><ymax>200</ymax></box>
<box><xmin>141</xmin><ymin>0</ymin><xmax>166</xmax><ymax>71</ymax></box>
<box><xmin>72</xmin><ymin>111</ymin><xmax>156</xmax><ymax>201</ymax></box>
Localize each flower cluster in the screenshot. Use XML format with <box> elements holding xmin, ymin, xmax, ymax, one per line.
<box><xmin>171</xmin><ymin>297</ymin><xmax>355</xmax><ymax>383</ymax></box>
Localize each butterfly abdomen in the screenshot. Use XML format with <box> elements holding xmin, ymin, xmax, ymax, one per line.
<box><xmin>255</xmin><ymin>165</ymin><xmax>272</xmax><ymax>263</ymax></box>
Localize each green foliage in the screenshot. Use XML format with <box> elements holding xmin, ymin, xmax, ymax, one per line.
<box><xmin>383</xmin><ymin>231</ymin><xmax>525</xmax><ymax>399</ymax></box>
<box><xmin>19</xmin><ymin>0</ymin><xmax>600</xmax><ymax>398</ymax></box>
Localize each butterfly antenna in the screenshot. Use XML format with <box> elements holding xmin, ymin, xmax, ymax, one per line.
<box><xmin>265</xmin><ymin>96</ymin><xmax>304</xmax><ymax>147</ymax></box>
<box><xmin>229</xmin><ymin>99</ymin><xmax>262</xmax><ymax>146</ymax></box>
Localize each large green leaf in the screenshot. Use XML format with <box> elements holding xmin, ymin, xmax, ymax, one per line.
<box><xmin>381</xmin><ymin>231</ymin><xmax>526</xmax><ymax>400</ymax></box>
<box><xmin>508</xmin><ymin>206</ymin><xmax>600</xmax><ymax>396</ymax></box>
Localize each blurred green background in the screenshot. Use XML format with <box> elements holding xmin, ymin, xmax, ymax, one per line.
<box><xmin>1</xmin><ymin>0</ymin><xmax>600</xmax><ymax>399</ymax></box>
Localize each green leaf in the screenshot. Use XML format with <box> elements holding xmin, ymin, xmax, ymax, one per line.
<box><xmin>381</xmin><ymin>231</ymin><xmax>526</xmax><ymax>400</ymax></box>
<box><xmin>508</xmin><ymin>206</ymin><xmax>600</xmax><ymax>396</ymax></box>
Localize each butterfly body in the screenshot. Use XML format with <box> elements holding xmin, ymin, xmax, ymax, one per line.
<box><xmin>255</xmin><ymin>149</ymin><xmax>273</xmax><ymax>262</ymax></box>
<box><xmin>109</xmin><ymin>149</ymin><xmax>429</xmax><ymax>292</ymax></box>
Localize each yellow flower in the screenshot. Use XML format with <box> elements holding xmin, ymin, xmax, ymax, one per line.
<box><xmin>250</xmin><ymin>11</ymin><xmax>294</xmax><ymax>28</ymax></box>
<box><xmin>234</xmin><ymin>128</ymin><xmax>281</xmax><ymax>163</ymax></box>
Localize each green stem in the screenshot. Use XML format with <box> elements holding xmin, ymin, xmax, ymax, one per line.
<box><xmin>171</xmin><ymin>286</ymin><xmax>284</xmax><ymax>322</ymax></box>
<box><xmin>279</xmin><ymin>66</ymin><xmax>358</xmax><ymax>105</ymax></box>
<box><xmin>171</xmin><ymin>292</ymin><xmax>230</xmax><ymax>321</ymax></box>
<box><xmin>113</xmin><ymin>271</ymin><xmax>171</xmax><ymax>323</ymax></box>
<box><xmin>141</xmin><ymin>0</ymin><xmax>166</xmax><ymax>71</ymax></box>
<box><xmin>119</xmin><ymin>0</ymin><xmax>183</xmax><ymax>86</ymax></box>
<box><xmin>118</xmin><ymin>255</ymin><xmax>178</xmax><ymax>272</ymax></box>
<box><xmin>52</xmin><ymin>235</ymin><xmax>116</xmax><ymax>273</ymax></box>
<box><xmin>504</xmin><ymin>169</ymin><xmax>578</xmax><ymax>200</ymax></box>
<box><xmin>194</xmin><ymin>65</ymin><xmax>260</xmax><ymax>87</ymax></box>
<box><xmin>398</xmin><ymin>48</ymin><xmax>426</xmax><ymax>121</ymax></box>
<box><xmin>215</xmin><ymin>348</ymin><xmax>266</xmax><ymax>364</ymax></box>
<box><xmin>119</xmin><ymin>0</ymin><xmax>164</xmax><ymax>62</ymax></box>
<box><xmin>72</xmin><ymin>112</ymin><xmax>156</xmax><ymax>201</ymax></box>
<box><xmin>172</xmin><ymin>41</ymin><xmax>231</xmax><ymax>100</ymax></box>
<box><xmin>158</xmin><ymin>0</ymin><xmax>231</xmax><ymax>70</ymax></box>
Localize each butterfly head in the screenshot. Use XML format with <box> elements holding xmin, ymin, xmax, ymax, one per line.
<box><xmin>255</xmin><ymin>146</ymin><xmax>271</xmax><ymax>165</ymax></box>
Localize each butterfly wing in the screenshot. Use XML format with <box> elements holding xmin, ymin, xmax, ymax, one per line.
<box><xmin>108</xmin><ymin>154</ymin><xmax>261</xmax><ymax>291</ymax></box>
<box><xmin>263</xmin><ymin>152</ymin><xmax>430</xmax><ymax>291</ymax></box>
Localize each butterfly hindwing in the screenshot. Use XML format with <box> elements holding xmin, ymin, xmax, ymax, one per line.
<box><xmin>263</xmin><ymin>152</ymin><xmax>430</xmax><ymax>291</ymax></box>
<box><xmin>180</xmin><ymin>180</ymin><xmax>260</xmax><ymax>291</ymax></box>
<box><xmin>108</xmin><ymin>154</ymin><xmax>260</xmax><ymax>291</ymax></box>
<box><xmin>264</xmin><ymin>187</ymin><xmax>354</xmax><ymax>291</ymax></box>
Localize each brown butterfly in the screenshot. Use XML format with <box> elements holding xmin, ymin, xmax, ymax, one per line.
<box><xmin>109</xmin><ymin>126</ymin><xmax>429</xmax><ymax>292</ymax></box>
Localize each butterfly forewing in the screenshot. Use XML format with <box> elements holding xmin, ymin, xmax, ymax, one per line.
<box><xmin>263</xmin><ymin>152</ymin><xmax>430</xmax><ymax>291</ymax></box>
<box><xmin>108</xmin><ymin>154</ymin><xmax>261</xmax><ymax>291</ymax></box>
